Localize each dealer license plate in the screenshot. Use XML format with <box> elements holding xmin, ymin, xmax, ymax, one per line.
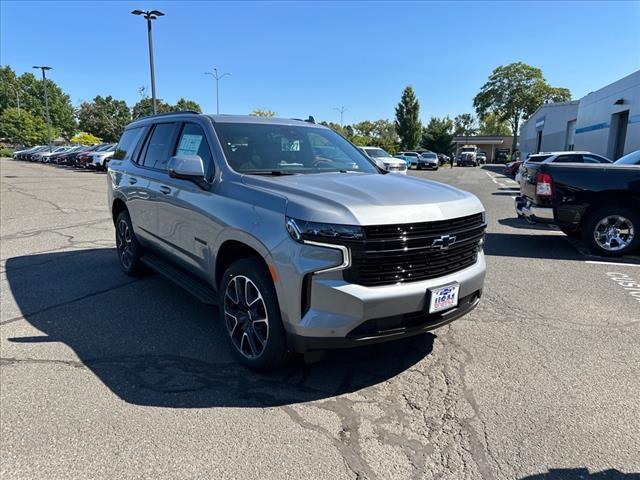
<box><xmin>428</xmin><ymin>284</ymin><xmax>459</xmax><ymax>314</ymax></box>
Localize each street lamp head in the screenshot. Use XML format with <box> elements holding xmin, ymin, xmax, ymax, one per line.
<box><xmin>131</xmin><ymin>9</ymin><xmax>144</xmax><ymax>15</ymax></box>
<box><xmin>32</xmin><ymin>66</ymin><xmax>52</xmax><ymax>71</ymax></box>
<box><xmin>149</xmin><ymin>10</ymin><xmax>164</xmax><ymax>16</ymax></box>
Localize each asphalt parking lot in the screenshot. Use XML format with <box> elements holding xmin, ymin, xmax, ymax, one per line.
<box><xmin>1</xmin><ymin>158</ymin><xmax>639</xmax><ymax>480</ymax></box>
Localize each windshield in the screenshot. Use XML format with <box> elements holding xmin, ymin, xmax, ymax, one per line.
<box><xmin>461</xmin><ymin>147</ymin><xmax>475</xmax><ymax>153</ymax></box>
<box><xmin>421</xmin><ymin>153</ymin><xmax>437</xmax><ymax>159</ymax></box>
<box><xmin>214</xmin><ymin>123</ymin><xmax>378</xmax><ymax>175</ymax></box>
<box><xmin>364</xmin><ymin>148</ymin><xmax>390</xmax><ymax>158</ymax></box>
<box><xmin>614</xmin><ymin>150</ymin><xmax>640</xmax><ymax>165</ymax></box>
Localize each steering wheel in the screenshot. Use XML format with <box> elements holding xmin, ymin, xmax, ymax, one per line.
<box><xmin>311</xmin><ymin>157</ymin><xmax>333</xmax><ymax>168</ymax></box>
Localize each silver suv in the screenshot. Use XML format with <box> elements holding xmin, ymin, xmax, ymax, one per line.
<box><xmin>108</xmin><ymin>113</ymin><xmax>486</xmax><ymax>370</ymax></box>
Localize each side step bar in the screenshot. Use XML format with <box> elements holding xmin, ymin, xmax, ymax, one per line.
<box><xmin>141</xmin><ymin>253</ymin><xmax>218</xmax><ymax>305</ymax></box>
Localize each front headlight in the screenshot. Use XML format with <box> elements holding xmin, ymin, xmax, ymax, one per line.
<box><xmin>286</xmin><ymin>217</ymin><xmax>364</xmax><ymax>243</ymax></box>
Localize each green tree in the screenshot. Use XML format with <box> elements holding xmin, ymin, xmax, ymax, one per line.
<box><xmin>421</xmin><ymin>116</ymin><xmax>455</xmax><ymax>155</ymax></box>
<box><xmin>174</xmin><ymin>98</ymin><xmax>202</xmax><ymax>113</ymax></box>
<box><xmin>0</xmin><ymin>107</ymin><xmax>51</xmax><ymax>145</ymax></box>
<box><xmin>131</xmin><ymin>97</ymin><xmax>172</xmax><ymax>119</ymax></box>
<box><xmin>250</xmin><ymin>108</ymin><xmax>276</xmax><ymax>117</ymax></box>
<box><xmin>77</xmin><ymin>95</ymin><xmax>130</xmax><ymax>142</ymax></box>
<box><xmin>478</xmin><ymin>112</ymin><xmax>512</xmax><ymax>136</ymax></box>
<box><xmin>1</xmin><ymin>66</ymin><xmax>76</xmax><ymax>140</ymax></box>
<box><xmin>453</xmin><ymin>113</ymin><xmax>478</xmax><ymax>137</ymax></box>
<box><xmin>70</xmin><ymin>131</ymin><xmax>102</xmax><ymax>145</ymax></box>
<box><xmin>473</xmin><ymin>62</ymin><xmax>571</xmax><ymax>152</ymax></box>
<box><xmin>394</xmin><ymin>86</ymin><xmax>422</xmax><ymax>150</ymax></box>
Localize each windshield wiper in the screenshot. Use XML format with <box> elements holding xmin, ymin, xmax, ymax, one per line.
<box><xmin>242</xmin><ymin>170</ymin><xmax>297</xmax><ymax>176</ymax></box>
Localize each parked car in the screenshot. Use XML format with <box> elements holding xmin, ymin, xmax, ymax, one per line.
<box><xmin>77</xmin><ymin>144</ymin><xmax>115</xmax><ymax>168</ymax></box>
<box><xmin>417</xmin><ymin>152</ymin><xmax>439</xmax><ymax>170</ymax></box>
<box><xmin>504</xmin><ymin>160</ymin><xmax>523</xmax><ymax>178</ymax></box>
<box><xmin>64</xmin><ymin>144</ymin><xmax>106</xmax><ymax>166</ymax></box>
<box><xmin>358</xmin><ymin>146</ymin><xmax>408</xmax><ymax>174</ymax></box>
<box><xmin>89</xmin><ymin>145</ymin><xmax>117</xmax><ymax>170</ymax></box>
<box><xmin>457</xmin><ymin>152</ymin><xmax>477</xmax><ymax>167</ymax></box>
<box><xmin>12</xmin><ymin>145</ymin><xmax>43</xmax><ymax>160</ymax></box>
<box><xmin>108</xmin><ymin>113</ymin><xmax>487</xmax><ymax>370</ymax></box>
<box><xmin>32</xmin><ymin>146</ymin><xmax>70</xmax><ymax>163</ymax></box>
<box><xmin>396</xmin><ymin>151</ymin><xmax>421</xmax><ymax>169</ymax></box>
<box><xmin>525</xmin><ymin>151</ymin><xmax>612</xmax><ymax>165</ymax></box>
<box><xmin>18</xmin><ymin>146</ymin><xmax>48</xmax><ymax>161</ymax></box>
<box><xmin>476</xmin><ymin>152</ymin><xmax>487</xmax><ymax>165</ymax></box>
<box><xmin>514</xmin><ymin>150</ymin><xmax>640</xmax><ymax>256</ymax></box>
<box><xmin>48</xmin><ymin>146</ymin><xmax>85</xmax><ymax>164</ymax></box>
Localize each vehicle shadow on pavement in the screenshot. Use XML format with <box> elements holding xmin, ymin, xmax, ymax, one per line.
<box><xmin>484</xmin><ymin>232</ymin><xmax>586</xmax><ymax>261</ymax></box>
<box><xmin>497</xmin><ymin>218</ymin><xmax>557</xmax><ymax>231</ymax></box>
<box><xmin>5</xmin><ymin>248</ymin><xmax>434</xmax><ymax>409</ymax></box>
<box><xmin>480</xmin><ymin>165</ymin><xmax>509</xmax><ymax>175</ymax></box>
<box><xmin>519</xmin><ymin>468</ymin><xmax>640</xmax><ymax>479</ymax></box>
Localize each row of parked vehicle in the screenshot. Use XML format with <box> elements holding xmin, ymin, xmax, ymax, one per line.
<box><xmin>11</xmin><ymin>143</ymin><xmax>117</xmax><ymax>170</ymax></box>
<box><xmin>512</xmin><ymin>149</ymin><xmax>640</xmax><ymax>256</ymax></box>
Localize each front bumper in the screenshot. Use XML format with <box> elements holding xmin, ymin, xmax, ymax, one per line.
<box><xmin>285</xmin><ymin>252</ymin><xmax>486</xmax><ymax>352</ymax></box>
<box><xmin>514</xmin><ymin>196</ymin><xmax>554</xmax><ymax>223</ymax></box>
<box><xmin>418</xmin><ymin>162</ymin><xmax>438</xmax><ymax>169</ymax></box>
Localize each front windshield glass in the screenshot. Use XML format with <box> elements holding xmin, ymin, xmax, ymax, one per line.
<box><xmin>215</xmin><ymin>123</ymin><xmax>378</xmax><ymax>174</ymax></box>
<box><xmin>614</xmin><ymin>150</ymin><xmax>640</xmax><ymax>165</ymax></box>
<box><xmin>421</xmin><ymin>153</ymin><xmax>437</xmax><ymax>159</ymax></box>
<box><xmin>365</xmin><ymin>148</ymin><xmax>390</xmax><ymax>158</ymax></box>
<box><xmin>461</xmin><ymin>147</ymin><xmax>475</xmax><ymax>152</ymax></box>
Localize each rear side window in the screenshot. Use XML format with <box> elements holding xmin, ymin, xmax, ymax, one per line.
<box><xmin>553</xmin><ymin>154</ymin><xmax>582</xmax><ymax>163</ymax></box>
<box><xmin>141</xmin><ymin>123</ymin><xmax>178</xmax><ymax>170</ymax></box>
<box><xmin>113</xmin><ymin>128</ymin><xmax>144</xmax><ymax>160</ymax></box>
<box><xmin>583</xmin><ymin>154</ymin><xmax>611</xmax><ymax>164</ymax></box>
<box><xmin>527</xmin><ymin>154</ymin><xmax>552</xmax><ymax>162</ymax></box>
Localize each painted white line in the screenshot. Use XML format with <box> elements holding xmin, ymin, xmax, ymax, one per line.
<box><xmin>587</xmin><ymin>261</ymin><xmax>640</xmax><ymax>267</ymax></box>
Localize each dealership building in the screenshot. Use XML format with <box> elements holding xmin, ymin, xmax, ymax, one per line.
<box><xmin>452</xmin><ymin>135</ymin><xmax>514</xmax><ymax>162</ymax></box>
<box><xmin>520</xmin><ymin>70</ymin><xmax>640</xmax><ymax>160</ymax></box>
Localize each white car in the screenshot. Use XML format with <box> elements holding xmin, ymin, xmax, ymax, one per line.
<box><xmin>359</xmin><ymin>146</ymin><xmax>408</xmax><ymax>174</ymax></box>
<box><xmin>90</xmin><ymin>150</ymin><xmax>115</xmax><ymax>171</ymax></box>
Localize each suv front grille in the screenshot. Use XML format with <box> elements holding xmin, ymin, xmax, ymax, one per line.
<box><xmin>343</xmin><ymin>213</ymin><xmax>485</xmax><ymax>287</ymax></box>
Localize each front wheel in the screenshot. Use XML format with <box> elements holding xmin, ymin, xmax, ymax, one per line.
<box><xmin>219</xmin><ymin>258</ymin><xmax>289</xmax><ymax>371</ymax></box>
<box><xmin>582</xmin><ymin>207</ymin><xmax>639</xmax><ymax>256</ymax></box>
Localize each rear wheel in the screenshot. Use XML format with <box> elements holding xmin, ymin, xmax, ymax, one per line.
<box><xmin>582</xmin><ymin>207</ymin><xmax>639</xmax><ymax>256</ymax></box>
<box><xmin>219</xmin><ymin>258</ymin><xmax>289</xmax><ymax>371</ymax></box>
<box><xmin>115</xmin><ymin>210</ymin><xmax>145</xmax><ymax>276</ymax></box>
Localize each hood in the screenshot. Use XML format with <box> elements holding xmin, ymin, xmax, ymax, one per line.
<box><xmin>241</xmin><ymin>172</ymin><xmax>484</xmax><ymax>226</ymax></box>
<box><xmin>379</xmin><ymin>156</ymin><xmax>406</xmax><ymax>166</ymax></box>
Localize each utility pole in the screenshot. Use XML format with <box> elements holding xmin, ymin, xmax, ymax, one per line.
<box><xmin>333</xmin><ymin>106</ymin><xmax>347</xmax><ymax>127</ymax></box>
<box><xmin>131</xmin><ymin>9</ymin><xmax>165</xmax><ymax>115</ymax></box>
<box><xmin>32</xmin><ymin>66</ymin><xmax>53</xmax><ymax>152</ymax></box>
<box><xmin>10</xmin><ymin>85</ymin><xmax>20</xmax><ymax>117</ymax></box>
<box><xmin>204</xmin><ymin>68</ymin><xmax>231</xmax><ymax>114</ymax></box>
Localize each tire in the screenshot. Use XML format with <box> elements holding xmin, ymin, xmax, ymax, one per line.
<box><xmin>115</xmin><ymin>210</ymin><xmax>145</xmax><ymax>276</ymax></box>
<box><xmin>219</xmin><ymin>257</ymin><xmax>290</xmax><ymax>371</ymax></box>
<box><xmin>582</xmin><ymin>206</ymin><xmax>640</xmax><ymax>256</ymax></box>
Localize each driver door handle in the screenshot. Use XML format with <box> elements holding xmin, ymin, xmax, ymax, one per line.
<box><xmin>128</xmin><ymin>177</ymin><xmax>137</xmax><ymax>184</ymax></box>
<box><xmin>159</xmin><ymin>186</ymin><xmax>171</xmax><ymax>195</ymax></box>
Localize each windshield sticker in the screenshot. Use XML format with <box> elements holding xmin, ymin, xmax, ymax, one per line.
<box><xmin>281</xmin><ymin>138</ymin><xmax>300</xmax><ymax>152</ymax></box>
<box><xmin>177</xmin><ymin>134</ymin><xmax>203</xmax><ymax>156</ymax></box>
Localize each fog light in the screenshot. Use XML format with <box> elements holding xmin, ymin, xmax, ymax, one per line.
<box><xmin>477</xmin><ymin>237</ymin><xmax>484</xmax><ymax>252</ymax></box>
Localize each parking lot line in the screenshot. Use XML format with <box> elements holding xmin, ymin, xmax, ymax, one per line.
<box><xmin>585</xmin><ymin>260</ymin><xmax>640</xmax><ymax>267</ymax></box>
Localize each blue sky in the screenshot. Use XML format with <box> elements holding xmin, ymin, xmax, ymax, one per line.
<box><xmin>2</xmin><ymin>1</ymin><xmax>639</xmax><ymax>124</ymax></box>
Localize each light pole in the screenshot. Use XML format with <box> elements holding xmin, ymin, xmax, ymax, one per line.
<box><xmin>32</xmin><ymin>66</ymin><xmax>53</xmax><ymax>152</ymax></box>
<box><xmin>333</xmin><ymin>106</ymin><xmax>347</xmax><ymax>127</ymax></box>
<box><xmin>131</xmin><ymin>9</ymin><xmax>164</xmax><ymax>115</ymax></box>
<box><xmin>10</xmin><ymin>85</ymin><xmax>20</xmax><ymax>117</ymax></box>
<box><xmin>204</xmin><ymin>68</ymin><xmax>231</xmax><ymax>115</ymax></box>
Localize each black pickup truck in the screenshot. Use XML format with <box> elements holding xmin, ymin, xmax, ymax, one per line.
<box><xmin>515</xmin><ymin>151</ymin><xmax>640</xmax><ymax>256</ymax></box>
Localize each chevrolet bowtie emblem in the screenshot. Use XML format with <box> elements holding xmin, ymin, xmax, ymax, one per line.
<box><xmin>431</xmin><ymin>234</ymin><xmax>456</xmax><ymax>250</ymax></box>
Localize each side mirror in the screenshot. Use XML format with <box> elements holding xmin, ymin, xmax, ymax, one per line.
<box><xmin>168</xmin><ymin>155</ymin><xmax>206</xmax><ymax>183</ymax></box>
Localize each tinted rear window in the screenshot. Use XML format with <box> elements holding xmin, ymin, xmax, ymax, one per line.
<box><xmin>113</xmin><ymin>128</ymin><xmax>145</xmax><ymax>161</ymax></box>
<box><xmin>527</xmin><ymin>155</ymin><xmax>552</xmax><ymax>162</ymax></box>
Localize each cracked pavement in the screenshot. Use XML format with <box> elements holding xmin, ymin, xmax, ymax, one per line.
<box><xmin>1</xmin><ymin>159</ymin><xmax>639</xmax><ymax>479</ymax></box>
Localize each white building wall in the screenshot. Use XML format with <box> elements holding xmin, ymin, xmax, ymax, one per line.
<box><xmin>519</xmin><ymin>102</ymin><xmax>579</xmax><ymax>159</ymax></box>
<box><xmin>574</xmin><ymin>70</ymin><xmax>640</xmax><ymax>158</ymax></box>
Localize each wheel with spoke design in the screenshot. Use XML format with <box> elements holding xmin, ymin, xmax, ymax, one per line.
<box><xmin>219</xmin><ymin>258</ymin><xmax>289</xmax><ymax>371</ymax></box>
<box><xmin>115</xmin><ymin>210</ymin><xmax>144</xmax><ymax>275</ymax></box>
<box><xmin>582</xmin><ymin>207</ymin><xmax>639</xmax><ymax>257</ymax></box>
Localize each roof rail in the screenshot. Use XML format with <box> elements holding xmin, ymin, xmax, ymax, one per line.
<box><xmin>136</xmin><ymin>110</ymin><xmax>201</xmax><ymax>120</ymax></box>
<box><xmin>291</xmin><ymin>116</ymin><xmax>316</xmax><ymax>124</ymax></box>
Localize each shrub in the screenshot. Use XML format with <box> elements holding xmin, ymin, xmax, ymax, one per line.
<box><xmin>0</xmin><ymin>147</ymin><xmax>14</xmax><ymax>157</ymax></box>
